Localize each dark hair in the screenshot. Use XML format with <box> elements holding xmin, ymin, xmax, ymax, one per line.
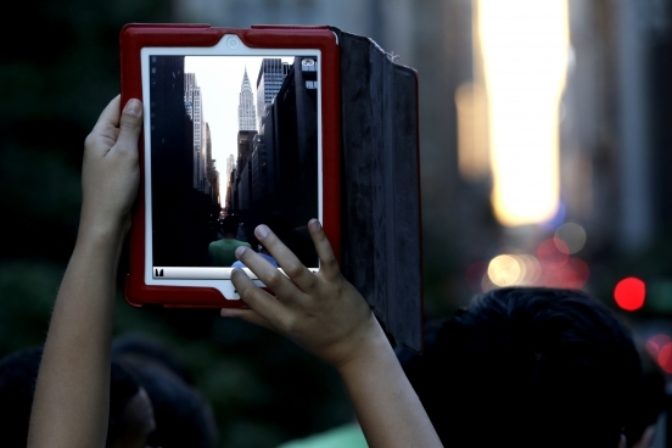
<box><xmin>0</xmin><ymin>346</ymin><xmax>142</xmax><ymax>448</ymax></box>
<box><xmin>0</xmin><ymin>347</ymin><xmax>43</xmax><ymax>447</ymax></box>
<box><xmin>112</xmin><ymin>334</ymin><xmax>219</xmax><ymax>448</ymax></box>
<box><xmin>402</xmin><ymin>287</ymin><xmax>641</xmax><ymax>448</ymax></box>
<box><xmin>219</xmin><ymin>216</ymin><xmax>240</xmax><ymax>237</ymax></box>
<box><xmin>107</xmin><ymin>362</ymin><xmax>146</xmax><ymax>447</ymax></box>
<box><xmin>112</xmin><ymin>333</ymin><xmax>193</xmax><ymax>385</ymax></box>
<box><xmin>623</xmin><ymin>345</ymin><xmax>667</xmax><ymax>447</ymax></box>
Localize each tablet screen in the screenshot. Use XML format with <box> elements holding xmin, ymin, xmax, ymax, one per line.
<box><xmin>141</xmin><ymin>42</ymin><xmax>322</xmax><ymax>286</ymax></box>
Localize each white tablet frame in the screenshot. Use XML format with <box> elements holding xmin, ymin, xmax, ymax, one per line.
<box><xmin>140</xmin><ymin>36</ymin><xmax>323</xmax><ymax>299</ymax></box>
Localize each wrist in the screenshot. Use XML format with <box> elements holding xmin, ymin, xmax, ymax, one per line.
<box><xmin>77</xmin><ymin>213</ymin><xmax>129</xmax><ymax>251</ymax></box>
<box><xmin>336</xmin><ymin>316</ymin><xmax>395</xmax><ymax>378</ymax></box>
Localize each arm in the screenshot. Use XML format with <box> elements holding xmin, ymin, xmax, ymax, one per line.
<box><xmin>221</xmin><ymin>220</ymin><xmax>443</xmax><ymax>448</ymax></box>
<box><xmin>28</xmin><ymin>96</ymin><xmax>143</xmax><ymax>448</ymax></box>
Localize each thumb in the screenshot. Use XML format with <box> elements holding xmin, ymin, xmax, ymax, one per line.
<box><xmin>116</xmin><ymin>99</ymin><xmax>143</xmax><ymax>149</ymax></box>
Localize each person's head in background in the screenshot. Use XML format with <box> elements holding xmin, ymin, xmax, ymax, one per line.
<box><xmin>112</xmin><ymin>333</ymin><xmax>219</xmax><ymax>448</ymax></box>
<box><xmin>219</xmin><ymin>216</ymin><xmax>242</xmax><ymax>240</ymax></box>
<box><xmin>624</xmin><ymin>343</ymin><xmax>667</xmax><ymax>448</ymax></box>
<box><xmin>400</xmin><ymin>287</ymin><xmax>642</xmax><ymax>448</ymax></box>
<box><xmin>232</xmin><ymin>214</ymin><xmax>293</xmax><ymax>266</ymax></box>
<box><xmin>0</xmin><ymin>346</ymin><xmax>155</xmax><ymax>448</ymax></box>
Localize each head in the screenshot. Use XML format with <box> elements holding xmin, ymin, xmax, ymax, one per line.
<box><xmin>112</xmin><ymin>334</ymin><xmax>218</xmax><ymax>448</ymax></box>
<box><xmin>107</xmin><ymin>363</ymin><xmax>156</xmax><ymax>448</ymax></box>
<box><xmin>0</xmin><ymin>346</ymin><xmax>155</xmax><ymax>448</ymax></box>
<box><xmin>219</xmin><ymin>216</ymin><xmax>240</xmax><ymax>239</ymax></box>
<box><xmin>0</xmin><ymin>347</ymin><xmax>42</xmax><ymax>447</ymax></box>
<box><xmin>402</xmin><ymin>287</ymin><xmax>642</xmax><ymax>448</ymax></box>
<box><xmin>623</xmin><ymin>344</ymin><xmax>667</xmax><ymax>448</ymax></box>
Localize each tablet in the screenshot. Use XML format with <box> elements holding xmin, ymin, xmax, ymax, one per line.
<box><xmin>120</xmin><ymin>24</ymin><xmax>341</xmax><ymax>307</ymax></box>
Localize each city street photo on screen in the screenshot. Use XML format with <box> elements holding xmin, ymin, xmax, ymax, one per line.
<box><xmin>143</xmin><ymin>51</ymin><xmax>321</xmax><ymax>281</ymax></box>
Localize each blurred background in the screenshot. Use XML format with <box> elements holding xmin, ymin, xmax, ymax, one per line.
<box><xmin>1</xmin><ymin>0</ymin><xmax>671</xmax><ymax>446</ymax></box>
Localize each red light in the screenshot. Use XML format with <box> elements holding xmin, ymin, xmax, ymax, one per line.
<box><xmin>657</xmin><ymin>342</ymin><xmax>672</xmax><ymax>374</ymax></box>
<box><xmin>552</xmin><ymin>235</ymin><xmax>571</xmax><ymax>255</ymax></box>
<box><xmin>647</xmin><ymin>334</ymin><xmax>672</xmax><ymax>357</ymax></box>
<box><xmin>613</xmin><ymin>276</ymin><xmax>646</xmax><ymax>312</ymax></box>
<box><xmin>536</xmin><ymin>238</ymin><xmax>569</xmax><ymax>264</ymax></box>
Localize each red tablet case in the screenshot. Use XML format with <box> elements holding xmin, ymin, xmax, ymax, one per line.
<box><xmin>120</xmin><ymin>23</ymin><xmax>341</xmax><ymax>308</ymax></box>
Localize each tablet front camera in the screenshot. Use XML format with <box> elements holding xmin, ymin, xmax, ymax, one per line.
<box><xmin>223</xmin><ymin>34</ymin><xmax>242</xmax><ymax>49</ymax></box>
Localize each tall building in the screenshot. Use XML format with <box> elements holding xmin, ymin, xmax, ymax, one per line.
<box><xmin>219</xmin><ymin>153</ymin><xmax>235</xmax><ymax>209</ymax></box>
<box><xmin>184</xmin><ymin>73</ymin><xmax>196</xmax><ymax>119</ymax></box>
<box><xmin>149</xmin><ymin>55</ymin><xmax>212</xmax><ymax>266</ymax></box>
<box><xmin>205</xmin><ymin>123</ymin><xmax>220</xmax><ymax>205</ymax></box>
<box><xmin>238</xmin><ymin>68</ymin><xmax>257</xmax><ymax>131</ymax></box>
<box><xmin>184</xmin><ymin>72</ymin><xmax>208</xmax><ymax>191</ymax></box>
<box><xmin>226</xmin><ymin>153</ymin><xmax>235</xmax><ymax>184</ymax></box>
<box><xmin>256</xmin><ymin>58</ymin><xmax>291</xmax><ymax>129</ymax></box>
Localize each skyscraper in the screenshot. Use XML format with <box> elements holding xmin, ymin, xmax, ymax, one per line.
<box><xmin>256</xmin><ymin>58</ymin><xmax>291</xmax><ymax>130</ymax></box>
<box><xmin>184</xmin><ymin>72</ymin><xmax>207</xmax><ymax>191</ymax></box>
<box><xmin>226</xmin><ymin>153</ymin><xmax>235</xmax><ymax>182</ymax></box>
<box><xmin>205</xmin><ymin>123</ymin><xmax>220</xmax><ymax>204</ymax></box>
<box><xmin>238</xmin><ymin>68</ymin><xmax>257</xmax><ymax>131</ymax></box>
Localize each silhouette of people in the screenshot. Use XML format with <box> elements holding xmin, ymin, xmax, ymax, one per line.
<box><xmin>2</xmin><ymin>336</ymin><xmax>220</xmax><ymax>448</ymax></box>
<box><xmin>283</xmin><ymin>287</ymin><xmax>655</xmax><ymax>448</ymax></box>
<box><xmin>399</xmin><ymin>287</ymin><xmax>643</xmax><ymax>448</ymax></box>
<box><xmin>624</xmin><ymin>343</ymin><xmax>667</xmax><ymax>448</ymax></box>
<box><xmin>231</xmin><ymin>215</ymin><xmax>290</xmax><ymax>270</ymax></box>
<box><xmin>112</xmin><ymin>334</ymin><xmax>219</xmax><ymax>448</ymax></box>
<box><xmin>0</xmin><ymin>346</ymin><xmax>155</xmax><ymax>448</ymax></box>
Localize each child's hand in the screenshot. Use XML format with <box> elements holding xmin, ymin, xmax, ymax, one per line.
<box><xmin>80</xmin><ymin>96</ymin><xmax>142</xmax><ymax>234</ymax></box>
<box><xmin>221</xmin><ymin>219</ymin><xmax>377</xmax><ymax>370</ymax></box>
<box><xmin>223</xmin><ymin>220</ymin><xmax>443</xmax><ymax>448</ymax></box>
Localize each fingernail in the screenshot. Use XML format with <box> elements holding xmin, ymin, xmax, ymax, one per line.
<box><xmin>235</xmin><ymin>246</ymin><xmax>247</xmax><ymax>258</ymax></box>
<box><xmin>124</xmin><ymin>99</ymin><xmax>142</xmax><ymax>117</ymax></box>
<box><xmin>308</xmin><ymin>219</ymin><xmax>321</xmax><ymax>231</ymax></box>
<box><xmin>255</xmin><ymin>224</ymin><xmax>269</xmax><ymax>240</ymax></box>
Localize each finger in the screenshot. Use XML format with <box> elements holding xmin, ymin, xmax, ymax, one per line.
<box><xmin>92</xmin><ymin>95</ymin><xmax>122</xmax><ymax>136</ymax></box>
<box><xmin>113</xmin><ymin>99</ymin><xmax>143</xmax><ymax>155</ymax></box>
<box><xmin>231</xmin><ymin>268</ymin><xmax>293</xmax><ymax>328</ymax></box>
<box><xmin>253</xmin><ymin>224</ymin><xmax>319</xmax><ymax>293</ymax></box>
<box><xmin>236</xmin><ymin>246</ymin><xmax>310</xmax><ymax>303</ymax></box>
<box><xmin>307</xmin><ymin>219</ymin><xmax>340</xmax><ymax>281</ymax></box>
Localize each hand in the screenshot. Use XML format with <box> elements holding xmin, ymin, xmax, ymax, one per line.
<box><xmin>80</xmin><ymin>95</ymin><xmax>142</xmax><ymax>234</ymax></box>
<box><xmin>221</xmin><ymin>219</ymin><xmax>377</xmax><ymax>369</ymax></box>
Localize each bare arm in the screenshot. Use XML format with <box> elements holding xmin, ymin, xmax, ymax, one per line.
<box><xmin>28</xmin><ymin>96</ymin><xmax>142</xmax><ymax>448</ymax></box>
<box><xmin>221</xmin><ymin>220</ymin><xmax>443</xmax><ymax>448</ymax></box>
<box><xmin>335</xmin><ymin>319</ymin><xmax>441</xmax><ymax>448</ymax></box>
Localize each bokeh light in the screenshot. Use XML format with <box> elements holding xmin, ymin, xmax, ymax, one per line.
<box><xmin>646</xmin><ymin>334</ymin><xmax>672</xmax><ymax>358</ymax></box>
<box><xmin>487</xmin><ymin>254</ymin><xmax>524</xmax><ymax>287</ymax></box>
<box><xmin>518</xmin><ymin>254</ymin><xmax>542</xmax><ymax>284</ymax></box>
<box><xmin>657</xmin><ymin>342</ymin><xmax>672</xmax><ymax>374</ymax></box>
<box><xmin>536</xmin><ymin>238</ymin><xmax>569</xmax><ymax>265</ymax></box>
<box><xmin>478</xmin><ymin>0</ymin><xmax>570</xmax><ymax>226</ymax></box>
<box><xmin>613</xmin><ymin>276</ymin><xmax>646</xmax><ymax>312</ymax></box>
<box><xmin>554</xmin><ymin>222</ymin><xmax>587</xmax><ymax>254</ymax></box>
